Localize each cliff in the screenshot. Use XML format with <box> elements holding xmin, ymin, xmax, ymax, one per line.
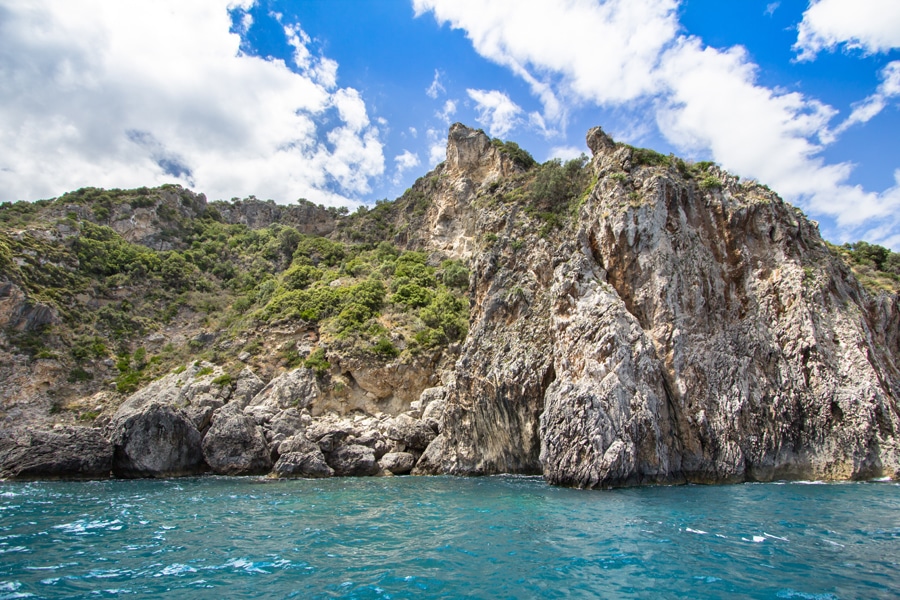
<box><xmin>1</xmin><ymin>123</ymin><xmax>898</xmax><ymax>487</ymax></box>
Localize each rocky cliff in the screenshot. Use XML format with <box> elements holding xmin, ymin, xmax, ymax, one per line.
<box><xmin>1</xmin><ymin>123</ymin><xmax>898</xmax><ymax>487</ymax></box>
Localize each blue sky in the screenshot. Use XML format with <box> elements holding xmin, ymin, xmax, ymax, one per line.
<box><xmin>1</xmin><ymin>1</ymin><xmax>899</xmax><ymax>247</ymax></box>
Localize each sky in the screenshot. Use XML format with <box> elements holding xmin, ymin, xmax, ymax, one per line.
<box><xmin>1</xmin><ymin>1</ymin><xmax>899</xmax><ymax>247</ymax></box>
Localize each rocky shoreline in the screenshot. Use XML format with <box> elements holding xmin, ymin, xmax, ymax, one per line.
<box><xmin>0</xmin><ymin>362</ymin><xmax>445</xmax><ymax>480</ymax></box>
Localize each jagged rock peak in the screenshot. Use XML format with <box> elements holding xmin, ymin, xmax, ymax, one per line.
<box><xmin>586</xmin><ymin>126</ymin><xmax>615</xmax><ymax>155</ymax></box>
<box><xmin>444</xmin><ymin>123</ymin><xmax>520</xmax><ymax>183</ymax></box>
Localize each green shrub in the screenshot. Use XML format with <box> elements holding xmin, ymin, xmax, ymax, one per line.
<box><xmin>630</xmin><ymin>147</ymin><xmax>670</xmax><ymax>167</ymax></box>
<box><xmin>491</xmin><ymin>138</ymin><xmax>537</xmax><ymax>170</ymax></box>
<box><xmin>304</xmin><ymin>348</ymin><xmax>330</xmax><ymax>376</ymax></box>
<box><xmin>212</xmin><ymin>373</ymin><xmax>233</xmax><ymax>387</ymax></box>
<box><xmin>282</xmin><ymin>264</ymin><xmax>321</xmax><ymax>290</ymax></box>
<box><xmin>439</xmin><ymin>259</ymin><xmax>469</xmax><ymax>289</ymax></box>
<box><xmin>391</xmin><ymin>283</ymin><xmax>434</xmax><ymax>308</ymax></box>
<box><xmin>372</xmin><ymin>336</ymin><xmax>399</xmax><ymax>358</ymax></box>
<box><xmin>67</xmin><ymin>367</ymin><xmax>93</xmax><ymax>383</ymax></box>
<box><xmin>699</xmin><ymin>175</ymin><xmax>722</xmax><ymax>191</ymax></box>
<box><xmin>196</xmin><ymin>366</ymin><xmax>214</xmax><ymax>377</ymax></box>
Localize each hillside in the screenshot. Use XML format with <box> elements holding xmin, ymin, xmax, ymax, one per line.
<box><xmin>1</xmin><ymin>123</ymin><xmax>898</xmax><ymax>486</ymax></box>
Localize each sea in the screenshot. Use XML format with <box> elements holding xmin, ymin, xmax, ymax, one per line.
<box><xmin>0</xmin><ymin>476</ymin><xmax>897</xmax><ymax>599</ymax></box>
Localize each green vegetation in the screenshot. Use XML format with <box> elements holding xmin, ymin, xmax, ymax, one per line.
<box><xmin>629</xmin><ymin>146</ymin><xmax>670</xmax><ymax>168</ymax></box>
<box><xmin>490</xmin><ymin>138</ymin><xmax>538</xmax><ymax>170</ymax></box>
<box><xmin>829</xmin><ymin>241</ymin><xmax>900</xmax><ymax>294</ymax></box>
<box><xmin>0</xmin><ymin>182</ymin><xmax>471</xmax><ymax>409</ymax></box>
<box><xmin>699</xmin><ymin>175</ymin><xmax>723</xmax><ymax>191</ymax></box>
<box><xmin>303</xmin><ymin>348</ymin><xmax>331</xmax><ymax>376</ymax></box>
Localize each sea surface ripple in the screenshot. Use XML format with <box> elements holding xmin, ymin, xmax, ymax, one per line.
<box><xmin>0</xmin><ymin>476</ymin><xmax>898</xmax><ymax>598</ymax></box>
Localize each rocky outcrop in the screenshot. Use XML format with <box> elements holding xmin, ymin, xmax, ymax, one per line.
<box><xmin>0</xmin><ymin>427</ymin><xmax>112</xmax><ymax>480</ymax></box>
<box><xmin>108</xmin><ymin>403</ymin><xmax>205</xmax><ymax>478</ymax></box>
<box><xmin>417</xmin><ymin>124</ymin><xmax>900</xmax><ymax>487</ymax></box>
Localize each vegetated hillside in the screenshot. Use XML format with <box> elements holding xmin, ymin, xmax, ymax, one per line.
<box><xmin>0</xmin><ymin>184</ymin><xmax>468</xmax><ymax>426</ymax></box>
<box><xmin>1</xmin><ymin>123</ymin><xmax>898</xmax><ymax>487</ymax></box>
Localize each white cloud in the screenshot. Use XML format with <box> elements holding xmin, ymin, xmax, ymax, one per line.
<box><xmin>426</xmin><ymin>128</ymin><xmax>446</xmax><ymax>165</ymax></box>
<box><xmin>765</xmin><ymin>2</ymin><xmax>780</xmax><ymax>16</ymax></box>
<box><xmin>393</xmin><ymin>149</ymin><xmax>421</xmax><ymax>184</ymax></box>
<box><xmin>415</xmin><ymin>0</ymin><xmax>900</xmax><ymax>244</ymax></box>
<box><xmin>794</xmin><ymin>0</ymin><xmax>900</xmax><ymax>60</ymax></box>
<box><xmin>426</xmin><ymin>69</ymin><xmax>446</xmax><ymax>98</ymax></box>
<box><xmin>437</xmin><ymin>99</ymin><xmax>458</xmax><ymax>123</ymax></box>
<box><xmin>415</xmin><ymin>0</ymin><xmax>679</xmax><ymax>125</ymax></box>
<box><xmin>833</xmin><ymin>61</ymin><xmax>900</xmax><ymax>134</ymax></box>
<box><xmin>548</xmin><ymin>146</ymin><xmax>585</xmax><ymax>162</ymax></box>
<box><xmin>466</xmin><ymin>89</ymin><xmax>522</xmax><ymax>137</ymax></box>
<box><xmin>0</xmin><ymin>1</ymin><xmax>384</xmax><ymax>206</ymax></box>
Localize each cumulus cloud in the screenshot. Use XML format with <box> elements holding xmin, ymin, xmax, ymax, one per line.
<box><xmin>393</xmin><ymin>149</ymin><xmax>421</xmax><ymax>183</ymax></box>
<box><xmin>0</xmin><ymin>0</ymin><xmax>384</xmax><ymax>206</ymax></box>
<box><xmin>415</xmin><ymin>0</ymin><xmax>900</xmax><ymax>244</ymax></box>
<box><xmin>467</xmin><ymin>89</ymin><xmax>522</xmax><ymax>137</ymax></box>
<box><xmin>415</xmin><ymin>0</ymin><xmax>678</xmax><ymax>123</ymax></box>
<box><xmin>794</xmin><ymin>0</ymin><xmax>900</xmax><ymax>60</ymax></box>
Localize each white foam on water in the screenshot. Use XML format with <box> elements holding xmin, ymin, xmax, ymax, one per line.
<box><xmin>52</xmin><ymin>519</ymin><xmax>122</xmax><ymax>535</ymax></box>
<box><xmin>685</xmin><ymin>528</ymin><xmax>708</xmax><ymax>535</ymax></box>
<box><xmin>764</xmin><ymin>533</ymin><xmax>788</xmax><ymax>542</ymax></box>
<box><xmin>156</xmin><ymin>564</ymin><xmax>197</xmax><ymax>577</ymax></box>
<box><xmin>741</xmin><ymin>535</ymin><xmax>766</xmax><ymax>543</ymax></box>
<box><xmin>823</xmin><ymin>539</ymin><xmax>845</xmax><ymax>548</ymax></box>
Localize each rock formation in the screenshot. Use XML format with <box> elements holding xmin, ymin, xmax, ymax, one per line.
<box><xmin>1</xmin><ymin>123</ymin><xmax>898</xmax><ymax>487</ymax></box>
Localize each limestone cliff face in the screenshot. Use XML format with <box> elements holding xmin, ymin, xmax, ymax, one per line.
<box><xmin>414</xmin><ymin>124</ymin><xmax>900</xmax><ymax>486</ymax></box>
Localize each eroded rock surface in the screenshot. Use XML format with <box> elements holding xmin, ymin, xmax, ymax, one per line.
<box><xmin>0</xmin><ymin>427</ymin><xmax>112</xmax><ymax>480</ymax></box>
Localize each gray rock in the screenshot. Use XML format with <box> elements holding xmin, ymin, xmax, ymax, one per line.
<box><xmin>386</xmin><ymin>414</ymin><xmax>437</xmax><ymax>452</ymax></box>
<box><xmin>108</xmin><ymin>403</ymin><xmax>205</xmax><ymax>478</ymax></box>
<box><xmin>232</xmin><ymin>367</ymin><xmax>265</xmax><ymax>408</ymax></box>
<box><xmin>326</xmin><ymin>444</ymin><xmax>379</xmax><ymax>477</ymax></box>
<box><xmin>246</xmin><ymin>367</ymin><xmax>321</xmax><ymax>413</ymax></box>
<box><xmin>263</xmin><ymin>408</ymin><xmax>305</xmax><ymax>447</ymax></box>
<box><xmin>412</xmin><ymin>434</ymin><xmax>445</xmax><ymax>475</ymax></box>
<box><xmin>0</xmin><ymin>427</ymin><xmax>112</xmax><ymax>480</ymax></box>
<box><xmin>202</xmin><ymin>413</ymin><xmax>272</xmax><ymax>475</ymax></box>
<box><xmin>354</xmin><ymin>430</ymin><xmax>389</xmax><ymax>459</ymax></box>
<box><xmin>271</xmin><ymin>435</ymin><xmax>333</xmax><ymax>478</ymax></box>
<box><xmin>379</xmin><ymin>452</ymin><xmax>415</xmax><ymax>475</ymax></box>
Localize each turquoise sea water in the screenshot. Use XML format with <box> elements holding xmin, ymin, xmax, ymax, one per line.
<box><xmin>0</xmin><ymin>476</ymin><xmax>897</xmax><ymax>599</ymax></box>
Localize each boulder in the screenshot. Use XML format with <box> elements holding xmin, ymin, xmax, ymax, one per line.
<box><xmin>108</xmin><ymin>403</ymin><xmax>205</xmax><ymax>478</ymax></box>
<box><xmin>326</xmin><ymin>444</ymin><xmax>379</xmax><ymax>477</ymax></box>
<box><xmin>271</xmin><ymin>435</ymin><xmax>333</xmax><ymax>478</ymax></box>
<box><xmin>386</xmin><ymin>413</ymin><xmax>437</xmax><ymax>451</ymax></box>
<box><xmin>379</xmin><ymin>452</ymin><xmax>416</xmax><ymax>475</ymax></box>
<box><xmin>0</xmin><ymin>427</ymin><xmax>112</xmax><ymax>480</ymax></box>
<box><xmin>202</xmin><ymin>413</ymin><xmax>272</xmax><ymax>475</ymax></box>
<box><xmin>246</xmin><ymin>367</ymin><xmax>321</xmax><ymax>414</ymax></box>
